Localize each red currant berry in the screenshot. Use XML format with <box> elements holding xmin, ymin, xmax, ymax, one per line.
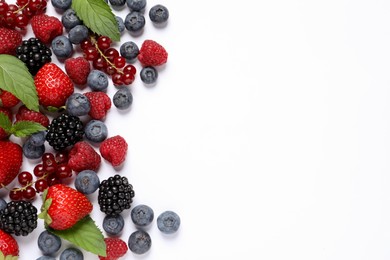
<box><xmin>84</xmin><ymin>47</ymin><xmax>99</xmax><ymax>61</ymax></box>
<box><xmin>93</xmin><ymin>57</ymin><xmax>108</xmax><ymax>70</ymax></box>
<box><xmin>15</xmin><ymin>13</ymin><xmax>28</xmax><ymax>28</ymax></box>
<box><xmin>104</xmin><ymin>48</ymin><xmax>119</xmax><ymax>62</ymax></box>
<box><xmin>56</xmin><ymin>164</ymin><xmax>72</xmax><ymax>179</ymax></box>
<box><xmin>16</xmin><ymin>0</ymin><xmax>29</xmax><ymax>6</ymax></box>
<box><xmin>97</xmin><ymin>36</ymin><xmax>112</xmax><ymax>50</ymax></box>
<box><xmin>121</xmin><ymin>72</ymin><xmax>135</xmax><ymax>85</ymax></box>
<box><xmin>18</xmin><ymin>171</ymin><xmax>33</xmax><ymax>186</ymax></box>
<box><xmin>35</xmin><ymin>179</ymin><xmax>48</xmax><ymax>192</ymax></box>
<box><xmin>33</xmin><ymin>164</ymin><xmax>45</xmax><ymax>177</ymax></box>
<box><xmin>4</xmin><ymin>11</ymin><xmax>16</xmax><ymax>28</ymax></box>
<box><xmin>112</xmin><ymin>72</ymin><xmax>124</xmax><ymax>86</ymax></box>
<box><xmin>114</xmin><ymin>56</ymin><xmax>126</xmax><ymax>68</ymax></box>
<box><xmin>0</xmin><ymin>2</ymin><xmax>9</xmax><ymax>15</ymax></box>
<box><xmin>8</xmin><ymin>4</ymin><xmax>18</xmax><ymax>12</ymax></box>
<box><xmin>123</xmin><ymin>64</ymin><xmax>137</xmax><ymax>75</ymax></box>
<box><xmin>43</xmin><ymin>153</ymin><xmax>57</xmax><ymax>174</ymax></box>
<box><xmin>9</xmin><ymin>188</ymin><xmax>22</xmax><ymax>201</ymax></box>
<box><xmin>47</xmin><ymin>175</ymin><xmax>61</xmax><ymax>186</ymax></box>
<box><xmin>21</xmin><ymin>6</ymin><xmax>34</xmax><ymax>18</ymax></box>
<box><xmin>105</xmin><ymin>65</ymin><xmax>116</xmax><ymax>75</ymax></box>
<box><xmin>80</xmin><ymin>39</ymin><xmax>93</xmax><ymax>50</ymax></box>
<box><xmin>22</xmin><ymin>186</ymin><xmax>36</xmax><ymax>200</ymax></box>
<box><xmin>55</xmin><ymin>152</ymin><xmax>68</xmax><ymax>164</ymax></box>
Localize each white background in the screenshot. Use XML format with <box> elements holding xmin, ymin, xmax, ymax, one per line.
<box><xmin>3</xmin><ymin>0</ymin><xmax>390</xmax><ymax>259</ymax></box>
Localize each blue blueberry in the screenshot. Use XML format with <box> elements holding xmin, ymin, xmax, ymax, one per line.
<box><xmin>68</xmin><ymin>25</ymin><xmax>89</xmax><ymax>44</ymax></box>
<box><xmin>128</xmin><ymin>230</ymin><xmax>152</xmax><ymax>254</ymax></box>
<box><xmin>66</xmin><ymin>93</ymin><xmax>91</xmax><ymax>116</ymax></box>
<box><xmin>103</xmin><ymin>214</ymin><xmax>124</xmax><ymax>235</ymax></box>
<box><xmin>84</xmin><ymin>120</ymin><xmax>108</xmax><ymax>143</ymax></box>
<box><xmin>113</xmin><ymin>87</ymin><xmax>133</xmax><ymax>110</ymax></box>
<box><xmin>23</xmin><ymin>138</ymin><xmax>45</xmax><ymax>159</ymax></box>
<box><xmin>0</xmin><ymin>198</ymin><xmax>7</xmax><ymax>211</ymax></box>
<box><xmin>149</xmin><ymin>4</ymin><xmax>169</xmax><ymax>24</ymax></box>
<box><xmin>38</xmin><ymin>230</ymin><xmax>62</xmax><ymax>256</ymax></box>
<box><xmin>29</xmin><ymin>131</ymin><xmax>46</xmax><ymax>147</ymax></box>
<box><xmin>131</xmin><ymin>204</ymin><xmax>154</xmax><ymax>227</ymax></box>
<box><xmin>157</xmin><ymin>211</ymin><xmax>180</xmax><ymax>234</ymax></box>
<box><xmin>36</xmin><ymin>256</ymin><xmax>56</xmax><ymax>260</ymax></box>
<box><xmin>120</xmin><ymin>41</ymin><xmax>139</xmax><ymax>60</ymax></box>
<box><xmin>87</xmin><ymin>70</ymin><xmax>108</xmax><ymax>91</ymax></box>
<box><xmin>126</xmin><ymin>0</ymin><xmax>146</xmax><ymax>11</ymax></box>
<box><xmin>60</xmin><ymin>248</ymin><xmax>83</xmax><ymax>260</ymax></box>
<box><xmin>115</xmin><ymin>16</ymin><xmax>125</xmax><ymax>33</ymax></box>
<box><xmin>52</xmin><ymin>0</ymin><xmax>72</xmax><ymax>10</ymax></box>
<box><xmin>62</xmin><ymin>9</ymin><xmax>82</xmax><ymax>30</ymax></box>
<box><xmin>109</xmin><ymin>0</ymin><xmax>126</xmax><ymax>6</ymax></box>
<box><xmin>75</xmin><ymin>170</ymin><xmax>100</xmax><ymax>195</ymax></box>
<box><xmin>140</xmin><ymin>66</ymin><xmax>158</xmax><ymax>84</ymax></box>
<box><xmin>124</xmin><ymin>11</ymin><xmax>145</xmax><ymax>33</ymax></box>
<box><xmin>51</xmin><ymin>35</ymin><xmax>73</xmax><ymax>58</ymax></box>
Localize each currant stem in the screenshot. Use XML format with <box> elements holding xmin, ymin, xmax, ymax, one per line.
<box><xmin>90</xmin><ymin>35</ymin><xmax>124</xmax><ymax>75</ymax></box>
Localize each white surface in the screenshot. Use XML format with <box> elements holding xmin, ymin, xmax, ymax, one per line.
<box><xmin>4</xmin><ymin>0</ymin><xmax>390</xmax><ymax>259</ymax></box>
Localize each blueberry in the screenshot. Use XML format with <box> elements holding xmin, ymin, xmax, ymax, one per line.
<box><xmin>84</xmin><ymin>120</ymin><xmax>108</xmax><ymax>143</ymax></box>
<box><xmin>103</xmin><ymin>214</ymin><xmax>124</xmax><ymax>235</ymax></box>
<box><xmin>120</xmin><ymin>41</ymin><xmax>139</xmax><ymax>60</ymax></box>
<box><xmin>113</xmin><ymin>87</ymin><xmax>133</xmax><ymax>110</ymax></box>
<box><xmin>131</xmin><ymin>204</ymin><xmax>154</xmax><ymax>227</ymax></box>
<box><xmin>157</xmin><ymin>211</ymin><xmax>180</xmax><ymax>234</ymax></box>
<box><xmin>68</xmin><ymin>25</ymin><xmax>89</xmax><ymax>44</ymax></box>
<box><xmin>37</xmin><ymin>256</ymin><xmax>56</xmax><ymax>260</ymax></box>
<box><xmin>128</xmin><ymin>230</ymin><xmax>152</xmax><ymax>254</ymax></box>
<box><xmin>51</xmin><ymin>35</ymin><xmax>73</xmax><ymax>58</ymax></box>
<box><xmin>115</xmin><ymin>16</ymin><xmax>125</xmax><ymax>33</ymax></box>
<box><xmin>60</xmin><ymin>248</ymin><xmax>83</xmax><ymax>260</ymax></box>
<box><xmin>149</xmin><ymin>4</ymin><xmax>169</xmax><ymax>24</ymax></box>
<box><xmin>124</xmin><ymin>11</ymin><xmax>145</xmax><ymax>33</ymax></box>
<box><xmin>126</xmin><ymin>0</ymin><xmax>146</xmax><ymax>11</ymax></box>
<box><xmin>75</xmin><ymin>170</ymin><xmax>100</xmax><ymax>195</ymax></box>
<box><xmin>38</xmin><ymin>230</ymin><xmax>62</xmax><ymax>256</ymax></box>
<box><xmin>87</xmin><ymin>70</ymin><xmax>108</xmax><ymax>91</ymax></box>
<box><xmin>140</xmin><ymin>66</ymin><xmax>158</xmax><ymax>84</ymax></box>
<box><xmin>29</xmin><ymin>131</ymin><xmax>46</xmax><ymax>147</ymax></box>
<box><xmin>109</xmin><ymin>0</ymin><xmax>126</xmax><ymax>6</ymax></box>
<box><xmin>23</xmin><ymin>138</ymin><xmax>45</xmax><ymax>159</ymax></box>
<box><xmin>66</xmin><ymin>93</ymin><xmax>91</xmax><ymax>116</ymax></box>
<box><xmin>62</xmin><ymin>9</ymin><xmax>82</xmax><ymax>30</ymax></box>
<box><xmin>0</xmin><ymin>198</ymin><xmax>7</xmax><ymax>211</ymax></box>
<box><xmin>52</xmin><ymin>0</ymin><xmax>72</xmax><ymax>10</ymax></box>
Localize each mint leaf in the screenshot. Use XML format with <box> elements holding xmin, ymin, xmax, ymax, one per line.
<box><xmin>72</xmin><ymin>0</ymin><xmax>120</xmax><ymax>41</ymax></box>
<box><xmin>11</xmin><ymin>121</ymin><xmax>46</xmax><ymax>137</ymax></box>
<box><xmin>48</xmin><ymin>215</ymin><xmax>106</xmax><ymax>256</ymax></box>
<box><xmin>0</xmin><ymin>112</ymin><xmax>12</xmax><ymax>133</ymax></box>
<box><xmin>0</xmin><ymin>55</ymin><xmax>39</xmax><ymax>111</ymax></box>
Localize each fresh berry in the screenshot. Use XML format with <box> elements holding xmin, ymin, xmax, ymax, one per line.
<box><xmin>99</xmin><ymin>237</ymin><xmax>128</xmax><ymax>260</ymax></box>
<box><xmin>74</xmin><ymin>170</ymin><xmax>100</xmax><ymax>194</ymax></box>
<box><xmin>84</xmin><ymin>91</ymin><xmax>112</xmax><ymax>120</ymax></box>
<box><xmin>126</xmin><ymin>0</ymin><xmax>146</xmax><ymax>11</ymax></box>
<box><xmin>0</xmin><ymin>27</ymin><xmax>22</xmax><ymax>55</ymax></box>
<box><xmin>87</xmin><ymin>70</ymin><xmax>109</xmax><ymax>91</ymax></box>
<box><xmin>113</xmin><ymin>87</ymin><xmax>133</xmax><ymax>110</ymax></box>
<box><xmin>0</xmin><ymin>229</ymin><xmax>19</xmax><ymax>258</ymax></box>
<box><xmin>124</xmin><ymin>11</ymin><xmax>145</xmax><ymax>33</ymax></box>
<box><xmin>65</xmin><ymin>57</ymin><xmax>91</xmax><ymax>85</ymax></box>
<box><xmin>131</xmin><ymin>204</ymin><xmax>154</xmax><ymax>227</ymax></box>
<box><xmin>0</xmin><ymin>107</ymin><xmax>11</xmax><ymax>140</ymax></box>
<box><xmin>39</xmin><ymin>184</ymin><xmax>93</xmax><ymax>230</ymax></box>
<box><xmin>23</xmin><ymin>137</ymin><xmax>45</xmax><ymax>159</ymax></box>
<box><xmin>99</xmin><ymin>135</ymin><xmax>128</xmax><ymax>167</ymax></box>
<box><xmin>37</xmin><ymin>230</ymin><xmax>62</xmax><ymax>255</ymax></box>
<box><xmin>84</xmin><ymin>120</ymin><xmax>108</xmax><ymax>143</ymax></box>
<box><xmin>0</xmin><ymin>200</ymin><xmax>38</xmax><ymax>236</ymax></box>
<box><xmin>0</xmin><ymin>90</ymin><xmax>20</xmax><ymax>108</ymax></box>
<box><xmin>16</xmin><ymin>37</ymin><xmax>52</xmax><ymax>75</ymax></box>
<box><xmin>120</xmin><ymin>41</ymin><xmax>139</xmax><ymax>60</ymax></box>
<box><xmin>0</xmin><ymin>141</ymin><xmax>23</xmax><ymax>187</ymax></box>
<box><xmin>98</xmin><ymin>174</ymin><xmax>135</xmax><ymax>215</ymax></box>
<box><xmin>15</xmin><ymin>105</ymin><xmax>50</xmax><ymax>127</ymax></box>
<box><xmin>68</xmin><ymin>24</ymin><xmax>89</xmax><ymax>44</ymax></box>
<box><xmin>37</xmin><ymin>256</ymin><xmax>56</xmax><ymax>260</ymax></box>
<box><xmin>128</xmin><ymin>230</ymin><xmax>151</xmax><ymax>254</ymax></box>
<box><xmin>68</xmin><ymin>141</ymin><xmax>101</xmax><ymax>172</ymax></box>
<box><xmin>65</xmin><ymin>93</ymin><xmax>91</xmax><ymax>116</ymax></box>
<box><xmin>157</xmin><ymin>210</ymin><xmax>181</xmax><ymax>234</ymax></box>
<box><xmin>102</xmin><ymin>214</ymin><xmax>124</xmax><ymax>235</ymax></box>
<box><xmin>51</xmin><ymin>35</ymin><xmax>73</xmax><ymax>58</ymax></box>
<box><xmin>0</xmin><ymin>198</ymin><xmax>6</xmax><ymax>211</ymax></box>
<box><xmin>149</xmin><ymin>4</ymin><xmax>169</xmax><ymax>24</ymax></box>
<box><xmin>34</xmin><ymin>63</ymin><xmax>74</xmax><ymax>108</ymax></box>
<box><xmin>61</xmin><ymin>8</ymin><xmax>81</xmax><ymax>30</ymax></box>
<box><xmin>60</xmin><ymin>247</ymin><xmax>83</xmax><ymax>260</ymax></box>
<box><xmin>116</xmin><ymin>16</ymin><xmax>125</xmax><ymax>33</ymax></box>
<box><xmin>46</xmin><ymin>113</ymin><xmax>84</xmax><ymax>151</ymax></box>
<box><xmin>140</xmin><ymin>66</ymin><xmax>158</xmax><ymax>84</ymax></box>
<box><xmin>52</xmin><ymin>0</ymin><xmax>72</xmax><ymax>10</ymax></box>
<box><xmin>31</xmin><ymin>14</ymin><xmax>63</xmax><ymax>44</ymax></box>
<box><xmin>109</xmin><ymin>0</ymin><xmax>126</xmax><ymax>6</ymax></box>
<box><xmin>138</xmin><ymin>39</ymin><xmax>168</xmax><ymax>67</ymax></box>
<box><xmin>28</xmin><ymin>131</ymin><xmax>47</xmax><ymax>147</ymax></box>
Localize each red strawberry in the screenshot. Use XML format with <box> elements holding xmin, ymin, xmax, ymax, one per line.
<box><xmin>65</xmin><ymin>57</ymin><xmax>91</xmax><ymax>85</ymax></box>
<box><xmin>31</xmin><ymin>14</ymin><xmax>63</xmax><ymax>44</ymax></box>
<box><xmin>15</xmin><ymin>105</ymin><xmax>49</xmax><ymax>127</ymax></box>
<box><xmin>0</xmin><ymin>141</ymin><xmax>23</xmax><ymax>187</ymax></box>
<box><xmin>138</xmin><ymin>39</ymin><xmax>168</xmax><ymax>67</ymax></box>
<box><xmin>99</xmin><ymin>237</ymin><xmax>128</xmax><ymax>260</ymax></box>
<box><xmin>35</xmin><ymin>63</ymin><xmax>74</xmax><ymax>108</ymax></box>
<box><xmin>84</xmin><ymin>92</ymin><xmax>111</xmax><ymax>120</ymax></box>
<box><xmin>0</xmin><ymin>90</ymin><xmax>19</xmax><ymax>108</ymax></box>
<box><xmin>39</xmin><ymin>184</ymin><xmax>93</xmax><ymax>230</ymax></box>
<box><xmin>0</xmin><ymin>28</ymin><xmax>22</xmax><ymax>55</ymax></box>
<box><xmin>0</xmin><ymin>107</ymin><xmax>11</xmax><ymax>140</ymax></box>
<box><xmin>0</xmin><ymin>229</ymin><xmax>19</xmax><ymax>258</ymax></box>
<box><xmin>100</xmin><ymin>135</ymin><xmax>128</xmax><ymax>167</ymax></box>
<box><xmin>68</xmin><ymin>141</ymin><xmax>101</xmax><ymax>173</ymax></box>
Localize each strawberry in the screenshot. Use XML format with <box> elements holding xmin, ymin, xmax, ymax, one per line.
<box><xmin>68</xmin><ymin>141</ymin><xmax>101</xmax><ymax>173</ymax></box>
<box><xmin>99</xmin><ymin>135</ymin><xmax>128</xmax><ymax>167</ymax></box>
<box><xmin>34</xmin><ymin>63</ymin><xmax>74</xmax><ymax>108</ymax></box>
<box><xmin>0</xmin><ymin>28</ymin><xmax>22</xmax><ymax>55</ymax></box>
<box><xmin>138</xmin><ymin>39</ymin><xmax>168</xmax><ymax>67</ymax></box>
<box><xmin>31</xmin><ymin>14</ymin><xmax>63</xmax><ymax>44</ymax></box>
<box><xmin>99</xmin><ymin>237</ymin><xmax>128</xmax><ymax>260</ymax></box>
<box><xmin>0</xmin><ymin>229</ymin><xmax>19</xmax><ymax>258</ymax></box>
<box><xmin>65</xmin><ymin>57</ymin><xmax>91</xmax><ymax>85</ymax></box>
<box><xmin>39</xmin><ymin>184</ymin><xmax>93</xmax><ymax>230</ymax></box>
<box><xmin>15</xmin><ymin>105</ymin><xmax>49</xmax><ymax>127</ymax></box>
<box><xmin>0</xmin><ymin>90</ymin><xmax>19</xmax><ymax>108</ymax></box>
<box><xmin>0</xmin><ymin>141</ymin><xmax>23</xmax><ymax>187</ymax></box>
<box><xmin>0</xmin><ymin>107</ymin><xmax>11</xmax><ymax>140</ymax></box>
<box><xmin>84</xmin><ymin>92</ymin><xmax>111</xmax><ymax>120</ymax></box>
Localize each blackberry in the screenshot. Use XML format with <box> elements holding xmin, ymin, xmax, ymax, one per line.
<box><xmin>46</xmin><ymin>113</ymin><xmax>84</xmax><ymax>151</ymax></box>
<box><xmin>16</xmin><ymin>37</ymin><xmax>52</xmax><ymax>76</ymax></box>
<box><xmin>0</xmin><ymin>201</ymin><xmax>38</xmax><ymax>236</ymax></box>
<box><xmin>98</xmin><ymin>174</ymin><xmax>135</xmax><ymax>215</ymax></box>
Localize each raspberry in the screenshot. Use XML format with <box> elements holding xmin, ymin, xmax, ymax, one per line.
<box><xmin>0</xmin><ymin>90</ymin><xmax>20</xmax><ymax>108</ymax></box>
<box><xmin>68</xmin><ymin>141</ymin><xmax>101</xmax><ymax>173</ymax></box>
<box><xmin>15</xmin><ymin>105</ymin><xmax>50</xmax><ymax>127</ymax></box>
<box><xmin>99</xmin><ymin>237</ymin><xmax>128</xmax><ymax>260</ymax></box>
<box><xmin>138</xmin><ymin>39</ymin><xmax>168</xmax><ymax>67</ymax></box>
<box><xmin>99</xmin><ymin>135</ymin><xmax>128</xmax><ymax>167</ymax></box>
<box><xmin>84</xmin><ymin>92</ymin><xmax>111</xmax><ymax>120</ymax></box>
<box><xmin>0</xmin><ymin>28</ymin><xmax>22</xmax><ymax>55</ymax></box>
<box><xmin>65</xmin><ymin>57</ymin><xmax>91</xmax><ymax>85</ymax></box>
<box><xmin>31</xmin><ymin>14</ymin><xmax>63</xmax><ymax>44</ymax></box>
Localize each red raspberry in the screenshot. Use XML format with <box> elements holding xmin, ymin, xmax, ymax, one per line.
<box><xmin>68</xmin><ymin>141</ymin><xmax>101</xmax><ymax>173</ymax></box>
<box><xmin>31</xmin><ymin>14</ymin><xmax>63</xmax><ymax>44</ymax></box>
<box><xmin>0</xmin><ymin>108</ymin><xmax>11</xmax><ymax>140</ymax></box>
<box><xmin>84</xmin><ymin>92</ymin><xmax>111</xmax><ymax>120</ymax></box>
<box><xmin>65</xmin><ymin>57</ymin><xmax>91</xmax><ymax>85</ymax></box>
<box><xmin>0</xmin><ymin>28</ymin><xmax>22</xmax><ymax>55</ymax></box>
<box><xmin>15</xmin><ymin>105</ymin><xmax>49</xmax><ymax>127</ymax></box>
<box><xmin>99</xmin><ymin>135</ymin><xmax>128</xmax><ymax>167</ymax></box>
<box><xmin>0</xmin><ymin>90</ymin><xmax>20</xmax><ymax>108</ymax></box>
<box><xmin>99</xmin><ymin>237</ymin><xmax>128</xmax><ymax>260</ymax></box>
<box><xmin>138</xmin><ymin>39</ymin><xmax>168</xmax><ymax>67</ymax></box>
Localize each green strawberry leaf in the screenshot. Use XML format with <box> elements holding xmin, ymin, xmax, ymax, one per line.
<box><xmin>48</xmin><ymin>215</ymin><xmax>106</xmax><ymax>256</ymax></box>
<box><xmin>11</xmin><ymin>121</ymin><xmax>46</xmax><ymax>137</ymax></box>
<box><xmin>0</xmin><ymin>54</ymin><xmax>39</xmax><ymax>112</ymax></box>
<box><xmin>38</xmin><ymin>189</ymin><xmax>52</xmax><ymax>225</ymax></box>
<box><xmin>0</xmin><ymin>251</ymin><xmax>18</xmax><ymax>260</ymax></box>
<box><xmin>72</xmin><ymin>0</ymin><xmax>120</xmax><ymax>41</ymax></box>
<box><xmin>0</xmin><ymin>112</ymin><xmax>12</xmax><ymax>133</ymax></box>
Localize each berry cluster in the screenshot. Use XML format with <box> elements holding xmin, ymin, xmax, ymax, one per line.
<box><xmin>15</xmin><ymin>37</ymin><xmax>51</xmax><ymax>75</ymax></box>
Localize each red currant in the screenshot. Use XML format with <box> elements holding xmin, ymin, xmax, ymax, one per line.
<box><xmin>104</xmin><ymin>48</ymin><xmax>119</xmax><ymax>62</ymax></box>
<box><xmin>123</xmin><ymin>64</ymin><xmax>137</xmax><ymax>75</ymax></box>
<box><xmin>35</xmin><ymin>179</ymin><xmax>48</xmax><ymax>192</ymax></box>
<box><xmin>114</xmin><ymin>56</ymin><xmax>126</xmax><ymax>68</ymax></box>
<box><xmin>18</xmin><ymin>171</ymin><xmax>33</xmax><ymax>186</ymax></box>
<box><xmin>112</xmin><ymin>72</ymin><xmax>124</xmax><ymax>86</ymax></box>
<box><xmin>84</xmin><ymin>47</ymin><xmax>99</xmax><ymax>61</ymax></box>
<box><xmin>9</xmin><ymin>188</ymin><xmax>22</xmax><ymax>201</ymax></box>
<box><xmin>93</xmin><ymin>57</ymin><xmax>108</xmax><ymax>70</ymax></box>
<box><xmin>121</xmin><ymin>72</ymin><xmax>135</xmax><ymax>85</ymax></box>
<box><xmin>33</xmin><ymin>164</ymin><xmax>45</xmax><ymax>177</ymax></box>
<box><xmin>0</xmin><ymin>2</ymin><xmax>9</xmax><ymax>15</ymax></box>
<box><xmin>56</xmin><ymin>164</ymin><xmax>72</xmax><ymax>179</ymax></box>
<box><xmin>22</xmin><ymin>186</ymin><xmax>36</xmax><ymax>200</ymax></box>
<box><xmin>55</xmin><ymin>151</ymin><xmax>68</xmax><ymax>164</ymax></box>
<box><xmin>97</xmin><ymin>36</ymin><xmax>112</xmax><ymax>50</ymax></box>
<box><xmin>80</xmin><ymin>39</ymin><xmax>93</xmax><ymax>50</ymax></box>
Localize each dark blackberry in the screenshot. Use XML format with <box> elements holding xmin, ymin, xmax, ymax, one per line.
<box><xmin>0</xmin><ymin>201</ymin><xmax>38</xmax><ymax>236</ymax></box>
<box><xmin>98</xmin><ymin>174</ymin><xmax>135</xmax><ymax>215</ymax></box>
<box><xmin>46</xmin><ymin>113</ymin><xmax>84</xmax><ymax>151</ymax></box>
<box><xmin>16</xmin><ymin>37</ymin><xmax>52</xmax><ymax>76</ymax></box>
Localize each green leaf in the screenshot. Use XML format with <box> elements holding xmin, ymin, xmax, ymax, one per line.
<box><xmin>0</xmin><ymin>112</ymin><xmax>12</xmax><ymax>133</ymax></box>
<box><xmin>11</xmin><ymin>121</ymin><xmax>46</xmax><ymax>137</ymax></box>
<box><xmin>0</xmin><ymin>251</ymin><xmax>18</xmax><ymax>260</ymax></box>
<box><xmin>48</xmin><ymin>216</ymin><xmax>106</xmax><ymax>256</ymax></box>
<box><xmin>72</xmin><ymin>0</ymin><xmax>120</xmax><ymax>41</ymax></box>
<box><xmin>38</xmin><ymin>190</ymin><xmax>52</xmax><ymax>225</ymax></box>
<box><xmin>0</xmin><ymin>55</ymin><xmax>39</xmax><ymax>111</ymax></box>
